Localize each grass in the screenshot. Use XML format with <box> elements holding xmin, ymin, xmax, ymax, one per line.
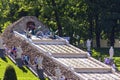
<box><xmin>0</xmin><ymin>57</ymin><xmax>40</xmax><ymax>80</ymax></box>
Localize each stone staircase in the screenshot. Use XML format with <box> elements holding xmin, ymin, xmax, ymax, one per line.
<box><xmin>30</xmin><ymin>35</ymin><xmax>120</xmax><ymax>80</ymax></box>
<box><xmin>2</xmin><ymin>16</ymin><xmax>120</xmax><ymax>79</ymax></box>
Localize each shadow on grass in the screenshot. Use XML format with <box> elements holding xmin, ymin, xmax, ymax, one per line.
<box><xmin>26</xmin><ymin>66</ymin><xmax>31</xmax><ymax>71</ymax></box>
<box><xmin>3</xmin><ymin>65</ymin><xmax>18</xmax><ymax>80</ymax></box>
<box><xmin>19</xmin><ymin>66</ymin><xmax>28</xmax><ymax>73</ymax></box>
<box><xmin>1</xmin><ymin>57</ymin><xmax>8</xmax><ymax>62</ymax></box>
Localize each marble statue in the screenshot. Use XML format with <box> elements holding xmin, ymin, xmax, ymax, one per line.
<box><xmin>38</xmin><ymin>56</ymin><xmax>43</xmax><ymax>69</ymax></box>
<box><xmin>55</xmin><ymin>67</ymin><xmax>62</xmax><ymax>80</ymax></box>
<box><xmin>26</xmin><ymin>28</ymin><xmax>32</xmax><ymax>38</ymax></box>
<box><xmin>0</xmin><ymin>37</ymin><xmax>5</xmax><ymax>58</ymax></box>
<box><xmin>16</xmin><ymin>46</ymin><xmax>23</xmax><ymax>59</ymax></box>
<box><xmin>109</xmin><ymin>46</ymin><xmax>114</xmax><ymax>59</ymax></box>
<box><xmin>0</xmin><ymin>37</ymin><xmax>4</xmax><ymax>49</ymax></box>
<box><xmin>86</xmin><ymin>39</ymin><xmax>91</xmax><ymax>51</ymax></box>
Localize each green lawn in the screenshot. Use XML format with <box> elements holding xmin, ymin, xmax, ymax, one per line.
<box><xmin>0</xmin><ymin>57</ymin><xmax>39</xmax><ymax>80</ymax></box>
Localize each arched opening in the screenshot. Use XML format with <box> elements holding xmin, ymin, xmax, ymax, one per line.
<box><xmin>26</xmin><ymin>21</ymin><xmax>35</xmax><ymax>35</ymax></box>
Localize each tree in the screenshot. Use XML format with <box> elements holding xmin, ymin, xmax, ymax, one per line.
<box><xmin>51</xmin><ymin>0</ymin><xmax>62</xmax><ymax>36</ymax></box>
<box><xmin>1</xmin><ymin>0</ymin><xmax>120</xmax><ymax>47</ymax></box>
<box><xmin>85</xmin><ymin>0</ymin><xmax>102</xmax><ymax>48</ymax></box>
<box><xmin>100</xmin><ymin>0</ymin><xmax>120</xmax><ymax>47</ymax></box>
<box><xmin>3</xmin><ymin>65</ymin><xmax>17</xmax><ymax>80</ymax></box>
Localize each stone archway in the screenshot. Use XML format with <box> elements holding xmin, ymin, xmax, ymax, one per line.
<box><xmin>26</xmin><ymin>21</ymin><xmax>36</xmax><ymax>35</ymax></box>
<box><xmin>26</xmin><ymin>21</ymin><xmax>35</xmax><ymax>30</ymax></box>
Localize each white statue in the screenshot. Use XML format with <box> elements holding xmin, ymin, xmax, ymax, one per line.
<box><xmin>55</xmin><ymin>67</ymin><xmax>62</xmax><ymax>80</ymax></box>
<box><xmin>0</xmin><ymin>37</ymin><xmax>4</xmax><ymax>49</ymax></box>
<box><xmin>109</xmin><ymin>46</ymin><xmax>114</xmax><ymax>59</ymax></box>
<box><xmin>86</xmin><ymin>39</ymin><xmax>91</xmax><ymax>51</ymax></box>
<box><xmin>26</xmin><ymin>28</ymin><xmax>32</xmax><ymax>38</ymax></box>
<box><xmin>38</xmin><ymin>56</ymin><xmax>43</xmax><ymax>69</ymax></box>
<box><xmin>16</xmin><ymin>46</ymin><xmax>23</xmax><ymax>59</ymax></box>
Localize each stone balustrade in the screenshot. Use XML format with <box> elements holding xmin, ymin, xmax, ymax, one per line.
<box><xmin>78</xmin><ymin>72</ymin><xmax>120</xmax><ymax>80</ymax></box>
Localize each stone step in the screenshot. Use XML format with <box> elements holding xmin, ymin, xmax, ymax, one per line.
<box><xmin>53</xmin><ymin>53</ymin><xmax>87</xmax><ymax>58</ymax></box>
<box><xmin>55</xmin><ymin>58</ymin><xmax>111</xmax><ymax>73</ymax></box>
<box><xmin>75</xmin><ymin>68</ymin><xmax>111</xmax><ymax>73</ymax></box>
<box><xmin>31</xmin><ymin>36</ymin><xmax>66</xmax><ymax>45</ymax></box>
<box><xmin>33</xmin><ymin>40</ymin><xmax>66</xmax><ymax>45</ymax></box>
<box><xmin>77</xmin><ymin>72</ymin><xmax>120</xmax><ymax>80</ymax></box>
<box><xmin>37</xmin><ymin>44</ymin><xmax>88</xmax><ymax>58</ymax></box>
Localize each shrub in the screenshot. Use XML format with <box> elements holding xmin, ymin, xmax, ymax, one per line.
<box><xmin>3</xmin><ymin>65</ymin><xmax>17</xmax><ymax>80</ymax></box>
<box><xmin>92</xmin><ymin>49</ymin><xmax>100</xmax><ymax>59</ymax></box>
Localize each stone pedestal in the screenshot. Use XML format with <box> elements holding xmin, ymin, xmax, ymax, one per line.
<box><xmin>16</xmin><ymin>58</ymin><xmax>23</xmax><ymax>67</ymax></box>
<box><xmin>37</xmin><ymin>69</ymin><xmax>44</xmax><ymax>79</ymax></box>
<box><xmin>88</xmin><ymin>50</ymin><xmax>92</xmax><ymax>56</ymax></box>
<box><xmin>0</xmin><ymin>49</ymin><xmax>5</xmax><ymax>58</ymax></box>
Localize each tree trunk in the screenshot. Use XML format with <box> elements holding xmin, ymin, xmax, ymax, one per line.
<box><xmin>88</xmin><ymin>15</ymin><xmax>93</xmax><ymax>47</ymax></box>
<box><xmin>110</xmin><ymin>21</ymin><xmax>116</xmax><ymax>47</ymax></box>
<box><xmin>88</xmin><ymin>15</ymin><xmax>93</xmax><ymax>39</ymax></box>
<box><xmin>95</xmin><ymin>29</ymin><xmax>100</xmax><ymax>48</ymax></box>
<box><xmin>51</xmin><ymin>0</ymin><xmax>62</xmax><ymax>36</ymax></box>
<box><xmin>95</xmin><ymin>15</ymin><xmax>101</xmax><ymax>48</ymax></box>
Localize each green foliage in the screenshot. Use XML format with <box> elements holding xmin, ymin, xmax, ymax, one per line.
<box><xmin>1</xmin><ymin>0</ymin><xmax>120</xmax><ymax>47</ymax></box>
<box><xmin>3</xmin><ymin>65</ymin><xmax>17</xmax><ymax>80</ymax></box>
<box><xmin>92</xmin><ymin>49</ymin><xmax>100</xmax><ymax>59</ymax></box>
<box><xmin>2</xmin><ymin>21</ymin><xmax>11</xmax><ymax>32</ymax></box>
<box><xmin>113</xmin><ymin>57</ymin><xmax>120</xmax><ymax>70</ymax></box>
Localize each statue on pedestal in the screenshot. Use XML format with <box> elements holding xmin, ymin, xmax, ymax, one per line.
<box><xmin>55</xmin><ymin>67</ymin><xmax>62</xmax><ymax>80</ymax></box>
<box><xmin>38</xmin><ymin>56</ymin><xmax>43</xmax><ymax>69</ymax></box>
<box><xmin>36</xmin><ymin>56</ymin><xmax>44</xmax><ymax>79</ymax></box>
<box><xmin>86</xmin><ymin>39</ymin><xmax>91</xmax><ymax>51</ymax></box>
<box><xmin>26</xmin><ymin>28</ymin><xmax>32</xmax><ymax>39</ymax></box>
<box><xmin>16</xmin><ymin>46</ymin><xmax>23</xmax><ymax>67</ymax></box>
<box><xmin>0</xmin><ymin>37</ymin><xmax>4</xmax><ymax>49</ymax></box>
<box><xmin>16</xmin><ymin>46</ymin><xmax>23</xmax><ymax>59</ymax></box>
<box><xmin>0</xmin><ymin>37</ymin><xmax>6</xmax><ymax>58</ymax></box>
<box><xmin>109</xmin><ymin>46</ymin><xmax>114</xmax><ymax>59</ymax></box>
